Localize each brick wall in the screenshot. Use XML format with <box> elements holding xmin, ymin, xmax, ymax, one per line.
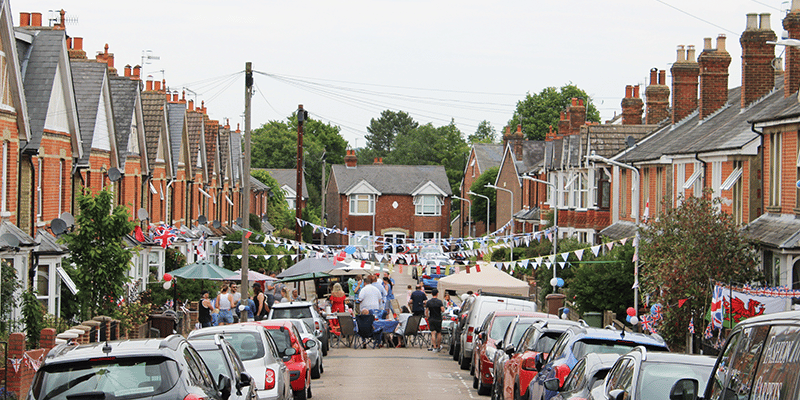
<box><xmin>0</xmin><ymin>112</ymin><xmax>20</xmax><ymax>225</ymax></box>
<box><xmin>495</xmin><ymin>151</ymin><xmax>522</xmax><ymax>231</ymax></box>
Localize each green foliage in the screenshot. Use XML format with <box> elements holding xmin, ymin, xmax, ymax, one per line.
<box><xmin>21</xmin><ymin>290</ymin><xmax>45</xmax><ymax>349</ymax></box>
<box><xmin>112</xmin><ymin>301</ymin><xmax>151</xmax><ymax>334</ymax></box>
<box><xmin>251</xmin><ymin>170</ymin><xmax>293</xmax><ymax>230</ymax></box>
<box><xmin>570</xmin><ymin>244</ymin><xmax>635</xmax><ymax>320</ymax></box>
<box><xmin>221</xmin><ymin>231</ymin><xmax>293</xmax><ymax>274</ymax></box>
<box><xmin>249</xmin><ymin>213</ymin><xmax>262</xmax><ymax>232</ymax></box>
<box><xmin>469</xmin><ymin>120</ymin><xmax>497</xmax><ymax>144</ymax></box>
<box><xmin>531</xmin><ymin>237</ymin><xmax>583</xmax><ymax>302</ymax></box>
<box><xmin>364</xmin><ymin>110</ymin><xmax>419</xmax><ymax>157</ymax></box>
<box><xmin>469</xmin><ymin>166</ymin><xmax>499</xmax><ymax>228</ymax></box>
<box><xmin>508</xmin><ymin>84</ymin><xmax>601</xmax><ymax>141</ymax></box>
<box><xmin>60</xmin><ymin>190</ymin><xmax>137</xmax><ymax>320</ymax></box>
<box><xmin>0</xmin><ymin>259</ymin><xmax>21</xmax><ymax>334</ymax></box>
<box><xmin>640</xmin><ymin>194</ymin><xmax>760</xmax><ymax>347</ymax></box>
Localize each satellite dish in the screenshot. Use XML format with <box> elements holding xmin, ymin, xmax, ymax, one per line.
<box><xmin>137</xmin><ymin>208</ymin><xmax>149</xmax><ymax>221</ymax></box>
<box><xmin>0</xmin><ymin>233</ymin><xmax>20</xmax><ymax>248</ymax></box>
<box><xmin>626</xmin><ymin>136</ymin><xmax>636</xmax><ymax>148</ymax></box>
<box><xmin>212</xmin><ymin>220</ymin><xmax>221</xmax><ymax>229</ymax></box>
<box><xmin>107</xmin><ymin>167</ymin><xmax>122</xmax><ymax>182</ymax></box>
<box><xmin>198</xmin><ymin>215</ymin><xmax>208</xmax><ymax>225</ymax></box>
<box><xmin>51</xmin><ymin>218</ymin><xmax>67</xmax><ymax>235</ymax></box>
<box><xmin>235</xmin><ymin>217</ymin><xmax>243</xmax><ymax>226</ymax></box>
<box><xmin>60</xmin><ymin>212</ymin><xmax>75</xmax><ymax>227</ymax></box>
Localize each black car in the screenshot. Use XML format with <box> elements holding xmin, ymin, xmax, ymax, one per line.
<box><xmin>27</xmin><ymin>335</ymin><xmax>232</xmax><ymax>400</ymax></box>
<box><xmin>189</xmin><ymin>335</ymin><xmax>257</xmax><ymax>400</ymax></box>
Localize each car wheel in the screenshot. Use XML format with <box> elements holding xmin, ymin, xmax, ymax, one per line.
<box><xmin>307</xmin><ymin>386</ymin><xmax>312</xmax><ymax>399</ymax></box>
<box><xmin>459</xmin><ymin>349</ymin><xmax>470</xmax><ymax>370</ymax></box>
<box><xmin>449</xmin><ymin>338</ymin><xmax>456</xmax><ymax>355</ymax></box>
<box><xmin>293</xmin><ymin>389</ymin><xmax>307</xmax><ymax>400</ymax></box>
<box><xmin>453</xmin><ymin>342</ymin><xmax>460</xmax><ymax>361</ymax></box>
<box><xmin>478</xmin><ymin>380</ymin><xmax>491</xmax><ymax>396</ymax></box>
<box><xmin>473</xmin><ymin>374</ymin><xmax>479</xmax><ymax>389</ymax></box>
<box><xmin>514</xmin><ymin>384</ymin><xmax>520</xmax><ymax>400</ymax></box>
<box><xmin>320</xmin><ymin>359</ymin><xmax>324</xmax><ymax>374</ymax></box>
<box><xmin>311</xmin><ymin>360</ymin><xmax>321</xmax><ymax>379</ymax></box>
<box><xmin>322</xmin><ymin>335</ymin><xmax>329</xmax><ymax>356</ymax></box>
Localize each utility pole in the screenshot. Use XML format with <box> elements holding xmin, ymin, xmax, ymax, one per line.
<box><xmin>240</xmin><ymin>62</ymin><xmax>253</xmax><ymax>321</ymax></box>
<box><xmin>320</xmin><ymin>151</ymin><xmax>326</xmax><ymax>245</ymax></box>
<box><xmin>295</xmin><ymin>105</ymin><xmax>306</xmax><ymax>243</ymax></box>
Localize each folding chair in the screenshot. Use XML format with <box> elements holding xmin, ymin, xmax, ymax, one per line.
<box><xmin>353</xmin><ymin>314</ymin><xmax>378</xmax><ymax>349</ymax></box>
<box><xmin>401</xmin><ymin>314</ymin><xmax>423</xmax><ymax>348</ymax></box>
<box><xmin>418</xmin><ymin>318</ymin><xmax>432</xmax><ymax>348</ymax></box>
<box><xmin>334</xmin><ymin>313</ymin><xmax>355</xmax><ymax>348</ymax></box>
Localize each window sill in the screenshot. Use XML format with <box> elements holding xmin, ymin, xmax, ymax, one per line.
<box><xmin>766</xmin><ymin>206</ymin><xmax>782</xmax><ymax>214</ymax></box>
<box><xmin>349</xmin><ymin>213</ymin><xmax>375</xmax><ymax>216</ymax></box>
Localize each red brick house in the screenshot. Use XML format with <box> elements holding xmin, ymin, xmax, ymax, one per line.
<box><xmin>457</xmin><ymin>143</ymin><xmax>502</xmax><ymax>237</ymax></box>
<box><xmin>325</xmin><ymin>151</ymin><xmax>451</xmax><ymax>251</ymax></box>
<box><xmin>492</xmin><ymin>125</ymin><xmax>545</xmax><ymax>234</ymax></box>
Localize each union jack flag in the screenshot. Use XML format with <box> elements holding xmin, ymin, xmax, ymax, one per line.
<box><xmin>640</xmin><ymin>315</ymin><xmax>654</xmax><ymax>333</ymax></box>
<box><xmin>152</xmin><ymin>225</ymin><xmax>177</xmax><ymax>249</ymax></box>
<box><xmin>195</xmin><ymin>234</ymin><xmax>207</xmax><ymax>259</ymax></box>
<box><xmin>703</xmin><ymin>322</ymin><xmax>714</xmax><ymax>339</ymax></box>
<box><xmin>710</xmin><ymin>284</ymin><xmax>725</xmax><ymax>329</ymax></box>
<box><xmin>689</xmin><ymin>317</ymin><xmax>695</xmax><ymax>334</ymax></box>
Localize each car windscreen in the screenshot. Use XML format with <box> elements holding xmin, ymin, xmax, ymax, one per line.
<box><xmin>511</xmin><ymin>322</ymin><xmax>534</xmax><ymax>347</ymax></box>
<box><xmin>191</xmin><ymin>332</ymin><xmax>265</xmax><ymax>361</ymax></box>
<box><xmin>490</xmin><ymin>316</ymin><xmax>517</xmax><ymax>341</ymax></box>
<box><xmin>637</xmin><ymin>361</ymin><xmax>713</xmax><ymax>400</ymax></box>
<box><xmin>531</xmin><ymin>331</ymin><xmax>562</xmax><ymax>352</ymax></box>
<box><xmin>265</xmin><ymin>328</ymin><xmax>293</xmax><ymax>353</ymax></box>
<box><xmin>32</xmin><ymin>357</ymin><xmax>179</xmax><ymax>400</ymax></box>
<box><xmin>572</xmin><ymin>339</ymin><xmax>666</xmax><ymax>360</ymax></box>
<box><xmin>195</xmin><ymin>348</ymin><xmax>233</xmax><ymax>382</ymax></box>
<box><xmin>272</xmin><ymin>307</ymin><xmax>312</xmax><ymax>319</ymax></box>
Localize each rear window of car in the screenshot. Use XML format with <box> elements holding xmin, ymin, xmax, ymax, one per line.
<box><xmin>490</xmin><ymin>316</ymin><xmax>517</xmax><ymax>341</ymax></box>
<box><xmin>531</xmin><ymin>331</ymin><xmax>562</xmax><ymax>352</ymax></box>
<box><xmin>272</xmin><ymin>307</ymin><xmax>312</xmax><ymax>319</ymax></box>
<box><xmin>265</xmin><ymin>328</ymin><xmax>293</xmax><ymax>353</ymax></box>
<box><xmin>195</xmin><ymin>348</ymin><xmax>232</xmax><ymax>382</ymax></box>
<box><xmin>191</xmin><ymin>332</ymin><xmax>265</xmax><ymax>361</ymax></box>
<box><xmin>572</xmin><ymin>339</ymin><xmax>666</xmax><ymax>360</ymax></box>
<box><xmin>32</xmin><ymin>357</ymin><xmax>179</xmax><ymax>400</ymax></box>
<box><xmin>637</xmin><ymin>361</ymin><xmax>713</xmax><ymax>400</ymax></box>
<box><xmin>510</xmin><ymin>322</ymin><xmax>534</xmax><ymax>347</ymax></box>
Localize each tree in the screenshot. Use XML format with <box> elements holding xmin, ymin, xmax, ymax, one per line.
<box><xmin>570</xmin><ymin>243</ymin><xmax>635</xmax><ymax>320</ymax></box>
<box><xmin>508</xmin><ymin>84</ymin><xmax>601</xmax><ymax>141</ymax></box>
<box><xmin>364</xmin><ymin>110</ymin><xmax>419</xmax><ymax>157</ymax></box>
<box><xmin>469</xmin><ymin>167</ymin><xmax>499</xmax><ymax>228</ymax></box>
<box><xmin>60</xmin><ymin>190</ymin><xmax>137</xmax><ymax>319</ymax></box>
<box><xmin>251</xmin><ymin>169</ymin><xmax>294</xmax><ymax>231</ymax></box>
<box><xmin>639</xmin><ymin>193</ymin><xmax>760</xmax><ymax>348</ymax></box>
<box><xmin>469</xmin><ymin>120</ymin><xmax>496</xmax><ymax>144</ymax></box>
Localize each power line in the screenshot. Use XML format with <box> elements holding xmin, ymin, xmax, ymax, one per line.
<box><xmin>652</xmin><ymin>0</ymin><xmax>737</xmax><ymax>35</ymax></box>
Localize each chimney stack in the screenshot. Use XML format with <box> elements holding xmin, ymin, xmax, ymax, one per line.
<box><xmin>646</xmin><ymin>68</ymin><xmax>671</xmax><ymax>124</ymax></box>
<box><xmin>68</xmin><ymin>37</ymin><xmax>87</xmax><ymax>59</ymax></box>
<box><xmin>31</xmin><ymin>12</ymin><xmax>41</xmax><ymax>27</ymax></box>
<box><xmin>95</xmin><ymin>44</ymin><xmax>117</xmax><ymax>75</ymax></box>
<box><xmin>146</xmin><ymin>79</ymin><xmax>153</xmax><ymax>92</ymax></box>
<box><xmin>557</xmin><ymin>111</ymin><xmax>569</xmax><ymax>138</ymax></box>
<box><xmin>698</xmin><ymin>35</ymin><xmax>732</xmax><ymax>119</ymax></box>
<box><xmin>671</xmin><ymin>45</ymin><xmax>700</xmax><ymax>123</ymax></box>
<box><xmin>188</xmin><ymin>100</ymin><xmax>194</xmax><ymax>111</ymax></box>
<box><xmin>54</xmin><ymin>9</ymin><xmax>66</xmax><ymax>30</ymax></box>
<box><xmin>741</xmin><ymin>13</ymin><xmax>777</xmax><ymax>107</ymax></box>
<box><xmin>19</xmin><ymin>12</ymin><xmax>30</xmax><ymax>27</ymax></box>
<box><xmin>784</xmin><ymin>3</ymin><xmax>800</xmax><ymax>98</ymax></box>
<box><xmin>567</xmin><ymin>98</ymin><xmax>587</xmax><ymax>134</ymax></box>
<box><xmin>514</xmin><ymin>125</ymin><xmax>524</xmax><ymax>161</ymax></box>
<box><xmin>132</xmin><ymin>65</ymin><xmax>141</xmax><ymax>80</ymax></box>
<box><xmin>621</xmin><ymin>85</ymin><xmax>644</xmax><ymax>125</ymax></box>
<box><xmin>154</xmin><ymin>80</ymin><xmax>161</xmax><ymax>92</ymax></box>
<box><xmin>124</xmin><ymin>65</ymin><xmax>131</xmax><ymax>77</ymax></box>
<box><xmin>344</xmin><ymin>149</ymin><xmax>358</xmax><ymax>168</ymax></box>
<box><xmin>502</xmin><ymin>125</ymin><xmax>512</xmax><ymax>150</ymax></box>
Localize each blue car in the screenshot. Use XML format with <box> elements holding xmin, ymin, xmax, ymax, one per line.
<box><xmin>526</xmin><ymin>325</ymin><xmax>669</xmax><ymax>400</ymax></box>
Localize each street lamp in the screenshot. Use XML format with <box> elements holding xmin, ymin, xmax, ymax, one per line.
<box><xmin>521</xmin><ymin>175</ymin><xmax>559</xmax><ymax>292</ymax></box>
<box><xmin>586</xmin><ymin>151</ymin><xmax>642</xmax><ymax>320</ymax></box>
<box><xmin>453</xmin><ymin>195</ymin><xmax>472</xmax><ymax>237</ymax></box>
<box><xmin>468</xmin><ymin>190</ymin><xmax>490</xmax><ymax>237</ymax></box>
<box><xmin>485</xmin><ymin>183</ymin><xmax>515</xmax><ymax>262</ymax></box>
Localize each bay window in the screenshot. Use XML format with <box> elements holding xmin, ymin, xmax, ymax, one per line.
<box><xmin>349</xmin><ymin>194</ymin><xmax>374</xmax><ymax>215</ymax></box>
<box><xmin>414</xmin><ymin>195</ymin><xmax>442</xmax><ymax>216</ymax></box>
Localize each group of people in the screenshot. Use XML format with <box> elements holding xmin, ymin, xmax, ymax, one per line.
<box><xmin>346</xmin><ymin>272</ymin><xmax>396</xmax><ymax>317</ymax></box>
<box><xmin>197</xmin><ymin>272</ymin><xmax>300</xmax><ymax>328</ymax></box>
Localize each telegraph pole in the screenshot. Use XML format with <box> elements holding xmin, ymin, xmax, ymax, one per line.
<box><xmin>240</xmin><ymin>62</ymin><xmax>253</xmax><ymax>320</ymax></box>
<box><xmin>295</xmin><ymin>105</ymin><xmax>306</xmax><ymax>243</ymax></box>
<box><xmin>320</xmin><ymin>151</ymin><xmax>326</xmax><ymax>245</ymax></box>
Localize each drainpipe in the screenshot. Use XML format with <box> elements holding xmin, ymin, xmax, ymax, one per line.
<box><xmin>751</xmin><ymin>122</ymin><xmax>765</xmax><ymax>215</ymax></box>
<box><xmin>695</xmin><ymin>153</ymin><xmax>707</xmax><ymax>191</ymax></box>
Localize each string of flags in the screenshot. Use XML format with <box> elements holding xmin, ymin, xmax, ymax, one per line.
<box><xmin>8</xmin><ymin>353</ymin><xmax>44</xmax><ymax>373</ymax></box>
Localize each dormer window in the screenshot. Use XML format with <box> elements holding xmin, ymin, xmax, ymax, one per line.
<box><xmin>349</xmin><ymin>194</ymin><xmax>375</xmax><ymax>215</ymax></box>
<box><xmin>415</xmin><ymin>195</ymin><xmax>442</xmax><ymax>216</ymax></box>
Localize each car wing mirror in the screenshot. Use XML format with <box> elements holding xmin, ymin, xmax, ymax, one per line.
<box><xmin>285</xmin><ymin>347</ymin><xmax>297</xmax><ymax>357</ymax></box>
<box><xmin>305</xmin><ymin>339</ymin><xmax>317</xmax><ymax>349</ymax></box>
<box><xmin>495</xmin><ymin>340</ymin><xmax>503</xmax><ymax>350</ymax></box>
<box><xmin>504</xmin><ymin>344</ymin><xmax>515</xmax><ymax>355</ymax></box>
<box><xmin>534</xmin><ymin>353</ymin><xmax>545</xmax><ymax>372</ymax></box>
<box><xmin>609</xmin><ymin>389</ymin><xmax>627</xmax><ymax>400</ymax></box>
<box><xmin>544</xmin><ymin>378</ymin><xmax>561</xmax><ymax>392</ymax></box>
<box><xmin>217</xmin><ymin>374</ymin><xmax>232</xmax><ymax>400</ymax></box>
<box><xmin>670</xmin><ymin>378</ymin><xmax>700</xmax><ymax>400</ymax></box>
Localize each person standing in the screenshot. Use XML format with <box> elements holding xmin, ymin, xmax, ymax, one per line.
<box><xmin>230</xmin><ymin>283</ymin><xmax>242</xmax><ymax>322</ymax></box>
<box><xmin>410</xmin><ymin>284</ymin><xmax>427</xmax><ymax>316</ymax></box>
<box><xmin>382</xmin><ymin>276</ymin><xmax>395</xmax><ymax>314</ymax></box>
<box><xmin>273</xmin><ymin>278</ymin><xmax>285</xmax><ymax>304</ymax></box>
<box><xmin>216</xmin><ymin>284</ymin><xmax>234</xmax><ymax>325</ymax></box>
<box><xmin>358</xmin><ymin>275</ymin><xmax>383</xmax><ymax>316</ymax></box>
<box><xmin>371</xmin><ymin>274</ymin><xmax>387</xmax><ymax>311</ymax></box>
<box><xmin>330</xmin><ymin>283</ymin><xmax>347</xmax><ymax>313</ymax></box>
<box><xmin>198</xmin><ymin>291</ymin><xmax>215</xmax><ymax>328</ymax></box>
<box><xmin>266</xmin><ymin>273</ymin><xmax>277</xmax><ymax>308</ymax></box>
<box><xmin>253</xmin><ymin>283</ymin><xmax>268</xmax><ymax>321</ymax></box>
<box><xmin>425</xmin><ymin>289</ymin><xmax>445</xmax><ymax>352</ymax></box>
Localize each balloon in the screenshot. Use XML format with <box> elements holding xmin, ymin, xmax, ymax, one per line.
<box><xmin>626</xmin><ymin>315</ymin><xmax>632</xmax><ymax>323</ymax></box>
<box><xmin>335</xmin><ymin>251</ymin><xmax>346</xmax><ymax>262</ymax></box>
<box><xmin>163</xmin><ymin>281</ymin><xmax>172</xmax><ymax>290</ymax></box>
<box><xmin>556</xmin><ymin>278</ymin><xmax>565</xmax><ymax>287</ymax></box>
<box><xmin>561</xmin><ymin>313</ymin><xmax>568</xmax><ymax>320</ymax></box>
<box><xmin>630</xmin><ymin>316</ymin><xmax>639</xmax><ymax>325</ymax></box>
<box><xmin>163</xmin><ymin>273</ymin><xmax>172</xmax><ymax>282</ymax></box>
<box><xmin>627</xmin><ymin>307</ymin><xmax>636</xmax><ymax>317</ymax></box>
<box><xmin>550</xmin><ymin>278</ymin><xmax>559</xmax><ymax>287</ymax></box>
<box><xmin>562</xmin><ymin>308</ymin><xmax>570</xmax><ymax>315</ymax></box>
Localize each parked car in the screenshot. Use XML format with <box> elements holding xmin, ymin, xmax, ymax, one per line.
<box><xmin>255</xmin><ymin>320</ymin><xmax>313</xmax><ymax>400</ymax></box>
<box><xmin>451</xmin><ymin>294</ymin><xmax>478</xmax><ymax>359</ymax></box>
<box><xmin>589</xmin><ymin>347</ymin><xmax>714</xmax><ymax>400</ymax></box>
<box><xmin>671</xmin><ymin>310</ymin><xmax>800</xmax><ymax>400</ymax></box>
<box><xmin>188</xmin><ymin>324</ymin><xmax>292</xmax><ymax>400</ymax></box>
<box><xmin>498</xmin><ymin>319</ymin><xmax>582</xmax><ymax>400</ymax></box>
<box><xmin>269</xmin><ymin>301</ymin><xmax>329</xmax><ymax>356</ymax></box>
<box><xmin>189</xmin><ymin>335</ymin><xmax>258</xmax><ymax>400</ymax></box>
<box><xmin>458</xmin><ymin>294</ymin><xmax>538</xmax><ymax>371</ymax></box>
<box><xmin>277</xmin><ymin>318</ymin><xmax>324</xmax><ymax>379</ymax></box>
<box><xmin>473</xmin><ymin>311</ymin><xmax>555</xmax><ymax>395</ymax></box>
<box><xmin>526</xmin><ymin>326</ymin><xmax>669</xmax><ymax>400</ymax></box>
<box><xmin>27</xmin><ymin>335</ymin><xmax>232</xmax><ymax>400</ymax></box>
<box><xmin>548</xmin><ymin>353</ymin><xmax>620</xmax><ymax>400</ymax></box>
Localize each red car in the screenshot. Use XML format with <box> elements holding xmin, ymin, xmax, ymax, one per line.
<box><xmin>501</xmin><ymin>319</ymin><xmax>579</xmax><ymax>400</ymax></box>
<box><xmin>472</xmin><ymin>311</ymin><xmax>553</xmax><ymax>395</ymax></box>
<box><xmin>251</xmin><ymin>320</ymin><xmax>312</xmax><ymax>400</ymax></box>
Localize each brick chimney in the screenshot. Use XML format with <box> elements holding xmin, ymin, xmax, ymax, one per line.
<box><xmin>68</xmin><ymin>37</ymin><xmax>87</xmax><ymax>59</ymax></box>
<box><xmin>513</xmin><ymin>125</ymin><xmax>524</xmax><ymax>161</ymax></box>
<box><xmin>671</xmin><ymin>45</ymin><xmax>700</xmax><ymax>123</ymax></box>
<box><xmin>188</xmin><ymin>100</ymin><xmax>194</xmax><ymax>111</ymax></box>
<box><xmin>567</xmin><ymin>98</ymin><xmax>587</xmax><ymax>134</ymax></box>
<box><xmin>124</xmin><ymin>64</ymin><xmax>131</xmax><ymax>77</ymax></box>
<box><xmin>54</xmin><ymin>10</ymin><xmax>66</xmax><ymax>30</ymax></box>
<box><xmin>621</xmin><ymin>85</ymin><xmax>644</xmax><ymax>125</ymax></box>
<box><xmin>698</xmin><ymin>35</ymin><xmax>732</xmax><ymax>119</ymax></box>
<box><xmin>784</xmin><ymin>1</ymin><xmax>800</xmax><ymax>98</ymax></box>
<box><xmin>646</xmin><ymin>68</ymin><xmax>671</xmax><ymax>124</ymax></box>
<box><xmin>557</xmin><ymin>112</ymin><xmax>569</xmax><ymax>138</ymax></box>
<box><xmin>741</xmin><ymin>13</ymin><xmax>777</xmax><ymax>107</ymax></box>
<box><xmin>95</xmin><ymin>44</ymin><xmax>117</xmax><ymax>75</ymax></box>
<box><xmin>344</xmin><ymin>149</ymin><xmax>358</xmax><ymax>168</ymax></box>
<box><xmin>31</xmin><ymin>12</ymin><xmax>41</xmax><ymax>27</ymax></box>
<box><xmin>19</xmin><ymin>12</ymin><xmax>30</xmax><ymax>27</ymax></box>
<box><xmin>373</xmin><ymin>157</ymin><xmax>383</xmax><ymax>165</ymax></box>
<box><xmin>546</xmin><ymin>125</ymin><xmax>555</xmax><ymax>141</ymax></box>
<box><xmin>146</xmin><ymin>78</ymin><xmax>153</xmax><ymax>92</ymax></box>
<box><xmin>132</xmin><ymin>65</ymin><xmax>141</xmax><ymax>80</ymax></box>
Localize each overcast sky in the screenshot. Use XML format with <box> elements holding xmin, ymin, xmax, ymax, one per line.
<box><xmin>12</xmin><ymin>0</ymin><xmax>793</xmax><ymax>147</ymax></box>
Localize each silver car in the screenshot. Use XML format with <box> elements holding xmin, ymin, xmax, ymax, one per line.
<box><xmin>188</xmin><ymin>324</ymin><xmax>292</xmax><ymax>400</ymax></box>
<box><xmin>274</xmin><ymin>318</ymin><xmax>324</xmax><ymax>379</ymax></box>
<box><xmin>269</xmin><ymin>301</ymin><xmax>329</xmax><ymax>356</ymax></box>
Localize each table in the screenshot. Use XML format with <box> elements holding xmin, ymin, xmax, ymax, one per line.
<box><xmin>353</xmin><ymin>318</ymin><xmax>399</xmax><ymax>334</ymax></box>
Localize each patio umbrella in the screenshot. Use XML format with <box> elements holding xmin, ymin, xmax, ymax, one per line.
<box><xmin>278</xmin><ymin>271</ymin><xmax>332</xmax><ymax>283</ymax></box>
<box><xmin>328</xmin><ymin>260</ymin><xmax>371</xmax><ymax>276</ymax></box>
<box><xmin>170</xmin><ymin>260</ymin><xmax>236</xmax><ymax>280</ymax></box>
<box><xmin>224</xmin><ymin>269</ymin><xmax>277</xmax><ymax>282</ymax></box>
<box><xmin>277</xmin><ymin>258</ymin><xmax>350</xmax><ymax>278</ymax></box>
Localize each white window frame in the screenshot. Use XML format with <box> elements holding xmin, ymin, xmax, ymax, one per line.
<box><xmin>37</xmin><ymin>158</ymin><xmax>43</xmax><ymax>220</ymax></box>
<box><xmin>414</xmin><ymin>194</ymin><xmax>443</xmax><ymax>216</ymax></box>
<box><xmin>721</xmin><ymin>167</ymin><xmax>743</xmax><ymax>191</ymax></box>
<box><xmin>349</xmin><ymin>194</ymin><xmax>375</xmax><ymax>215</ymax></box>
<box><xmin>414</xmin><ymin>231</ymin><xmax>441</xmax><ymax>243</ymax></box>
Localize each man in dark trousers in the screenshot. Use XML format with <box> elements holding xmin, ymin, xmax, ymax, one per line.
<box><xmin>410</xmin><ymin>284</ymin><xmax>427</xmax><ymax>316</ymax></box>
<box><xmin>425</xmin><ymin>289</ymin><xmax>445</xmax><ymax>352</ymax></box>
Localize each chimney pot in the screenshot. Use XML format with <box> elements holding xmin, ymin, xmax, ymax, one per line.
<box><xmin>687</xmin><ymin>45</ymin><xmax>697</xmax><ymax>61</ymax></box>
<box><xmin>154</xmin><ymin>80</ymin><xmax>161</xmax><ymax>91</ymax></box>
<box><xmin>516</xmin><ymin>124</ymin><xmax>522</xmax><ymax>135</ymax></box>
<box><xmin>746</xmin><ymin>13</ymin><xmax>758</xmax><ymax>30</ymax></box>
<box><xmin>716</xmin><ymin>34</ymin><xmax>727</xmax><ymax>51</ymax></box>
<box><xmin>676</xmin><ymin>45</ymin><xmax>686</xmax><ymax>62</ymax></box>
<box><xmin>704</xmin><ymin>37</ymin><xmax>713</xmax><ymax>50</ymax></box>
<box><xmin>649</xmin><ymin>68</ymin><xmax>658</xmax><ymax>85</ymax></box>
<box><xmin>74</xmin><ymin>37</ymin><xmax>83</xmax><ymax>51</ymax></box>
<box><xmin>66</xmin><ymin>37</ymin><xmax>72</xmax><ymax>49</ymax></box>
<box><xmin>132</xmin><ymin>65</ymin><xmax>141</xmax><ymax>80</ymax></box>
<box><xmin>182</xmin><ymin>90</ymin><xmax>186</xmax><ymax>101</ymax></box>
<box><xmin>124</xmin><ymin>65</ymin><xmax>131</xmax><ymax>77</ymax></box>
<box><xmin>146</xmin><ymin>79</ymin><xmax>153</xmax><ymax>91</ymax></box>
<box><xmin>625</xmin><ymin>85</ymin><xmax>632</xmax><ymax>98</ymax></box>
<box><xmin>19</xmin><ymin>12</ymin><xmax>30</xmax><ymax>27</ymax></box>
<box><xmin>658</xmin><ymin>70</ymin><xmax>666</xmax><ymax>85</ymax></box>
<box><xmin>571</xmin><ymin>97</ymin><xmax>577</xmax><ymax>106</ymax></box>
<box><xmin>31</xmin><ymin>12</ymin><xmax>41</xmax><ymax>27</ymax></box>
<box><xmin>759</xmin><ymin>13</ymin><xmax>771</xmax><ymax>30</ymax></box>
<box><xmin>633</xmin><ymin>85</ymin><xmax>640</xmax><ymax>98</ymax></box>
<box><xmin>188</xmin><ymin>100</ymin><xmax>194</xmax><ymax>111</ymax></box>
<box><xmin>162</xmin><ymin>79</ymin><xmax>166</xmax><ymax>92</ymax></box>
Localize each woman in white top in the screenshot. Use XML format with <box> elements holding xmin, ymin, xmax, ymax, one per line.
<box><xmin>216</xmin><ymin>284</ymin><xmax>234</xmax><ymax>325</ymax></box>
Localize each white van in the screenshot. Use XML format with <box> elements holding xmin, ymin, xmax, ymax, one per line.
<box><xmin>457</xmin><ymin>294</ymin><xmax>538</xmax><ymax>370</ymax></box>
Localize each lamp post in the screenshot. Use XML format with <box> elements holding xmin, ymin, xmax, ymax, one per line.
<box><xmin>521</xmin><ymin>175</ymin><xmax>559</xmax><ymax>292</ymax></box>
<box><xmin>468</xmin><ymin>190</ymin><xmax>490</xmax><ymax>237</ymax></box>
<box><xmin>586</xmin><ymin>152</ymin><xmax>641</xmax><ymax>319</ymax></box>
<box><xmin>485</xmin><ymin>184</ymin><xmax>514</xmax><ymax>262</ymax></box>
<box><xmin>453</xmin><ymin>195</ymin><xmax>472</xmax><ymax>237</ymax></box>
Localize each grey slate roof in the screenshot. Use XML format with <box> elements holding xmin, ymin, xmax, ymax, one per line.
<box><xmin>17</xmin><ymin>29</ymin><xmax>64</xmax><ymax>153</ymax></box>
<box><xmin>109</xmin><ymin>76</ymin><xmax>139</xmax><ymax>169</ymax></box>
<box><xmin>34</xmin><ymin>229</ymin><xmax>67</xmax><ymax>254</ymax></box>
<box><xmin>744</xmin><ymin>213</ymin><xmax>800</xmax><ymax>249</ymax></box>
<box><xmin>600</xmin><ymin>220</ymin><xmax>638</xmax><ymax>240</ymax></box>
<box><xmin>255</xmin><ymin>168</ymin><xmax>308</xmax><ymax>199</ymax></box>
<box><xmin>331</xmin><ymin>164</ymin><xmax>452</xmax><ymax>195</ymax></box>
<box><xmin>0</xmin><ymin>220</ymin><xmax>35</xmax><ymax>248</ymax></box>
<box><xmin>250</xmin><ymin>175</ymin><xmax>270</xmax><ymax>191</ymax></box>
<box><xmin>218</xmin><ymin>125</ymin><xmax>230</xmax><ymax>184</ymax></box>
<box><xmin>617</xmin><ymin>77</ymin><xmax>788</xmax><ymax>163</ymax></box>
<box><xmin>187</xmin><ymin>111</ymin><xmax>203</xmax><ymax>173</ymax></box>
<box><xmin>204</xmin><ymin>117</ymin><xmax>218</xmax><ymax>179</ymax></box>
<box><xmin>141</xmin><ymin>91</ymin><xmax>166</xmax><ymax>168</ymax></box>
<box><xmin>167</xmin><ymin>102</ymin><xmax>186</xmax><ymax>177</ymax></box>
<box><xmin>230</xmin><ymin>130</ymin><xmax>242</xmax><ymax>185</ymax></box>
<box><xmin>70</xmin><ymin>60</ymin><xmax>108</xmax><ymax>166</ymax></box>
<box><xmin>583</xmin><ymin>124</ymin><xmax>658</xmax><ymax>159</ymax></box>
<box><xmin>514</xmin><ymin>141</ymin><xmax>546</xmax><ymax>174</ymax></box>
<box><xmin>473</xmin><ymin>143</ymin><xmax>503</xmax><ymax>172</ymax></box>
